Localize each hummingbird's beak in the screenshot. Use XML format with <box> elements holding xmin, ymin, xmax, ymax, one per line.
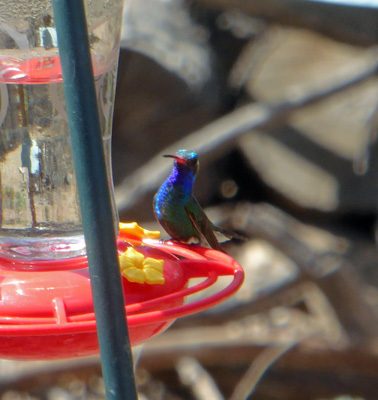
<box><xmin>163</xmin><ymin>154</ymin><xmax>185</xmax><ymax>163</ymax></box>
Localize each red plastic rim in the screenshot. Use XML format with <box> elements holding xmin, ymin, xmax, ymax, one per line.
<box><xmin>0</xmin><ymin>240</ymin><xmax>244</xmax><ymax>334</ymax></box>
<box><xmin>0</xmin><ymin>234</ymin><xmax>244</xmax><ymax>359</ymax></box>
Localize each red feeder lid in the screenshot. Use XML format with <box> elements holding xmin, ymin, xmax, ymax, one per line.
<box><xmin>0</xmin><ymin>227</ymin><xmax>244</xmax><ymax>360</ymax></box>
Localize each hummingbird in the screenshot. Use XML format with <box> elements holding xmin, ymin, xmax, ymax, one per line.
<box><xmin>153</xmin><ymin>149</ymin><xmax>242</xmax><ymax>252</ymax></box>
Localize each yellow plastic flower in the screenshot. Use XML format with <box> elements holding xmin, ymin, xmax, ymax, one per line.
<box><xmin>119</xmin><ymin>222</ymin><xmax>161</xmax><ymax>240</ymax></box>
<box><xmin>119</xmin><ymin>247</ymin><xmax>165</xmax><ymax>285</ymax></box>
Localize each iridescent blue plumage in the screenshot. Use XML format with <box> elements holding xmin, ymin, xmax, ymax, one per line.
<box><xmin>154</xmin><ymin>149</ymin><xmax>234</xmax><ymax>251</ymax></box>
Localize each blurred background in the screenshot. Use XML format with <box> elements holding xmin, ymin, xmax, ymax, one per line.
<box><xmin>2</xmin><ymin>0</ymin><xmax>378</xmax><ymax>399</ymax></box>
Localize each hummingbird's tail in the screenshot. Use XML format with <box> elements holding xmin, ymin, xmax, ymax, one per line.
<box><xmin>215</xmin><ymin>226</ymin><xmax>248</xmax><ymax>242</ymax></box>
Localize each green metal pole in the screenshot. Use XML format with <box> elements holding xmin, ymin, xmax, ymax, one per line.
<box><xmin>50</xmin><ymin>1</ymin><xmax>137</xmax><ymax>399</ymax></box>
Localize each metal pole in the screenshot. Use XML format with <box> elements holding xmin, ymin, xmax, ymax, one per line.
<box><xmin>50</xmin><ymin>1</ymin><xmax>138</xmax><ymax>399</ymax></box>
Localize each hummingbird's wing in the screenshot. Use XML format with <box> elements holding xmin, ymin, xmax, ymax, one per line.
<box><xmin>185</xmin><ymin>198</ymin><xmax>224</xmax><ymax>252</ymax></box>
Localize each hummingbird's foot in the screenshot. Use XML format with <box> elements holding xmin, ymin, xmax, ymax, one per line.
<box><xmin>158</xmin><ymin>238</ymin><xmax>177</xmax><ymax>245</ymax></box>
<box><xmin>184</xmin><ymin>237</ymin><xmax>201</xmax><ymax>245</ymax></box>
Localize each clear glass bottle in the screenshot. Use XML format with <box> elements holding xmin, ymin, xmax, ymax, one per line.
<box><xmin>0</xmin><ymin>0</ymin><xmax>123</xmax><ymax>260</ymax></box>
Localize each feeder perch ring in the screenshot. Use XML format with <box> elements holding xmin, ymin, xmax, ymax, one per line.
<box><xmin>0</xmin><ymin>228</ymin><xmax>244</xmax><ymax>360</ymax></box>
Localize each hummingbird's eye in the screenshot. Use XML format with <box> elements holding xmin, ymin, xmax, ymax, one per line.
<box><xmin>187</xmin><ymin>157</ymin><xmax>198</xmax><ymax>166</ymax></box>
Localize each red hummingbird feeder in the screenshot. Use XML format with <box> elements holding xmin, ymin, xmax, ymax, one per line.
<box><xmin>0</xmin><ymin>223</ymin><xmax>244</xmax><ymax>360</ymax></box>
<box><xmin>0</xmin><ymin>0</ymin><xmax>244</xmax><ymax>363</ymax></box>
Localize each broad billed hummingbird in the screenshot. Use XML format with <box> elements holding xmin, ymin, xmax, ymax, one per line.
<box><xmin>153</xmin><ymin>149</ymin><xmax>242</xmax><ymax>252</ymax></box>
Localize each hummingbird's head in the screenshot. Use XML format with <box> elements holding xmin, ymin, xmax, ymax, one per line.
<box><xmin>164</xmin><ymin>149</ymin><xmax>199</xmax><ymax>176</ymax></box>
